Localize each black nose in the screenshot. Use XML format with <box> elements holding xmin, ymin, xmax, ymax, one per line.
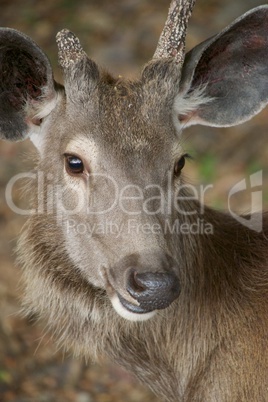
<box><xmin>123</xmin><ymin>269</ymin><xmax>180</xmax><ymax>313</ymax></box>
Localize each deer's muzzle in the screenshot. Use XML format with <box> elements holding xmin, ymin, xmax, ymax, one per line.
<box><xmin>104</xmin><ymin>252</ymin><xmax>181</xmax><ymax>321</ymax></box>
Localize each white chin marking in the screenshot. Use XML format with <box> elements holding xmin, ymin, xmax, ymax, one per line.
<box><xmin>111</xmin><ymin>295</ymin><xmax>156</xmax><ymax>322</ymax></box>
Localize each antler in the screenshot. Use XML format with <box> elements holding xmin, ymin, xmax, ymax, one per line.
<box><xmin>56</xmin><ymin>29</ymin><xmax>99</xmax><ymax>101</ymax></box>
<box><xmin>153</xmin><ymin>0</ymin><xmax>196</xmax><ymax>64</ymax></box>
<box><xmin>56</xmin><ymin>29</ymin><xmax>86</xmax><ymax>69</ymax></box>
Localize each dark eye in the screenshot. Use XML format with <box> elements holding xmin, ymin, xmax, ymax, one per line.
<box><xmin>64</xmin><ymin>154</ymin><xmax>84</xmax><ymax>175</ymax></box>
<box><xmin>174</xmin><ymin>154</ymin><xmax>187</xmax><ymax>176</ymax></box>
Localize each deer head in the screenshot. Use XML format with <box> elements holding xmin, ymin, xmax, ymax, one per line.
<box><xmin>1</xmin><ymin>1</ymin><xmax>268</xmax><ymax>322</ymax></box>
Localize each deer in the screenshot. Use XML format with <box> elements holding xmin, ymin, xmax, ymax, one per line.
<box><xmin>1</xmin><ymin>0</ymin><xmax>268</xmax><ymax>400</ymax></box>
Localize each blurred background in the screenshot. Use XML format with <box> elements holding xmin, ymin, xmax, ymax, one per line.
<box><xmin>0</xmin><ymin>0</ymin><xmax>267</xmax><ymax>401</ymax></box>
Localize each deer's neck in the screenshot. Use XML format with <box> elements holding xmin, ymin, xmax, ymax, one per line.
<box><xmin>177</xmin><ymin>205</ymin><xmax>267</xmax><ymax>307</ymax></box>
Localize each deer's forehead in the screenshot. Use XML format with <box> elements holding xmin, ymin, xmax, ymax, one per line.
<box><xmin>61</xmin><ymin>85</ymin><xmax>178</xmax><ymax>155</ymax></box>
<box><xmin>98</xmin><ymin>113</ymin><xmax>174</xmax><ymax>153</ymax></box>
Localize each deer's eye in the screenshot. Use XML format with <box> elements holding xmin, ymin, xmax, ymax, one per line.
<box><xmin>174</xmin><ymin>154</ymin><xmax>187</xmax><ymax>176</ymax></box>
<box><xmin>64</xmin><ymin>154</ymin><xmax>85</xmax><ymax>175</ymax></box>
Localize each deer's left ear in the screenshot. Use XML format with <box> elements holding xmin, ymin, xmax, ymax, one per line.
<box><xmin>176</xmin><ymin>6</ymin><xmax>268</xmax><ymax>128</ymax></box>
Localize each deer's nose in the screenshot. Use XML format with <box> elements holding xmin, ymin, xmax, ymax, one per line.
<box><xmin>119</xmin><ymin>269</ymin><xmax>180</xmax><ymax>314</ymax></box>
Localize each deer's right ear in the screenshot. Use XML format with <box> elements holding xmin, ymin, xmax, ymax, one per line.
<box><xmin>0</xmin><ymin>28</ymin><xmax>57</xmax><ymax>142</ymax></box>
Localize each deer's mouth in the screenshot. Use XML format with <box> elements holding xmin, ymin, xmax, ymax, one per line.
<box><xmin>101</xmin><ymin>266</ymin><xmax>157</xmax><ymax>321</ymax></box>
<box><xmin>110</xmin><ymin>293</ymin><xmax>157</xmax><ymax>322</ymax></box>
<box><xmin>117</xmin><ymin>293</ymin><xmax>153</xmax><ymax>314</ymax></box>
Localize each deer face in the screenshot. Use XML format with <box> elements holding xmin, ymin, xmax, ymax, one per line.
<box><xmin>36</xmin><ymin>59</ymin><xmax>187</xmax><ymax>321</ymax></box>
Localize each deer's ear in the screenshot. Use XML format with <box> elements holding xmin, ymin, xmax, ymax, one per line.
<box><xmin>0</xmin><ymin>28</ymin><xmax>58</xmax><ymax>141</ymax></box>
<box><xmin>176</xmin><ymin>6</ymin><xmax>268</xmax><ymax>128</ymax></box>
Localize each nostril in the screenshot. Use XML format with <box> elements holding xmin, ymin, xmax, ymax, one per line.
<box><xmin>126</xmin><ymin>270</ymin><xmax>180</xmax><ymax>312</ymax></box>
